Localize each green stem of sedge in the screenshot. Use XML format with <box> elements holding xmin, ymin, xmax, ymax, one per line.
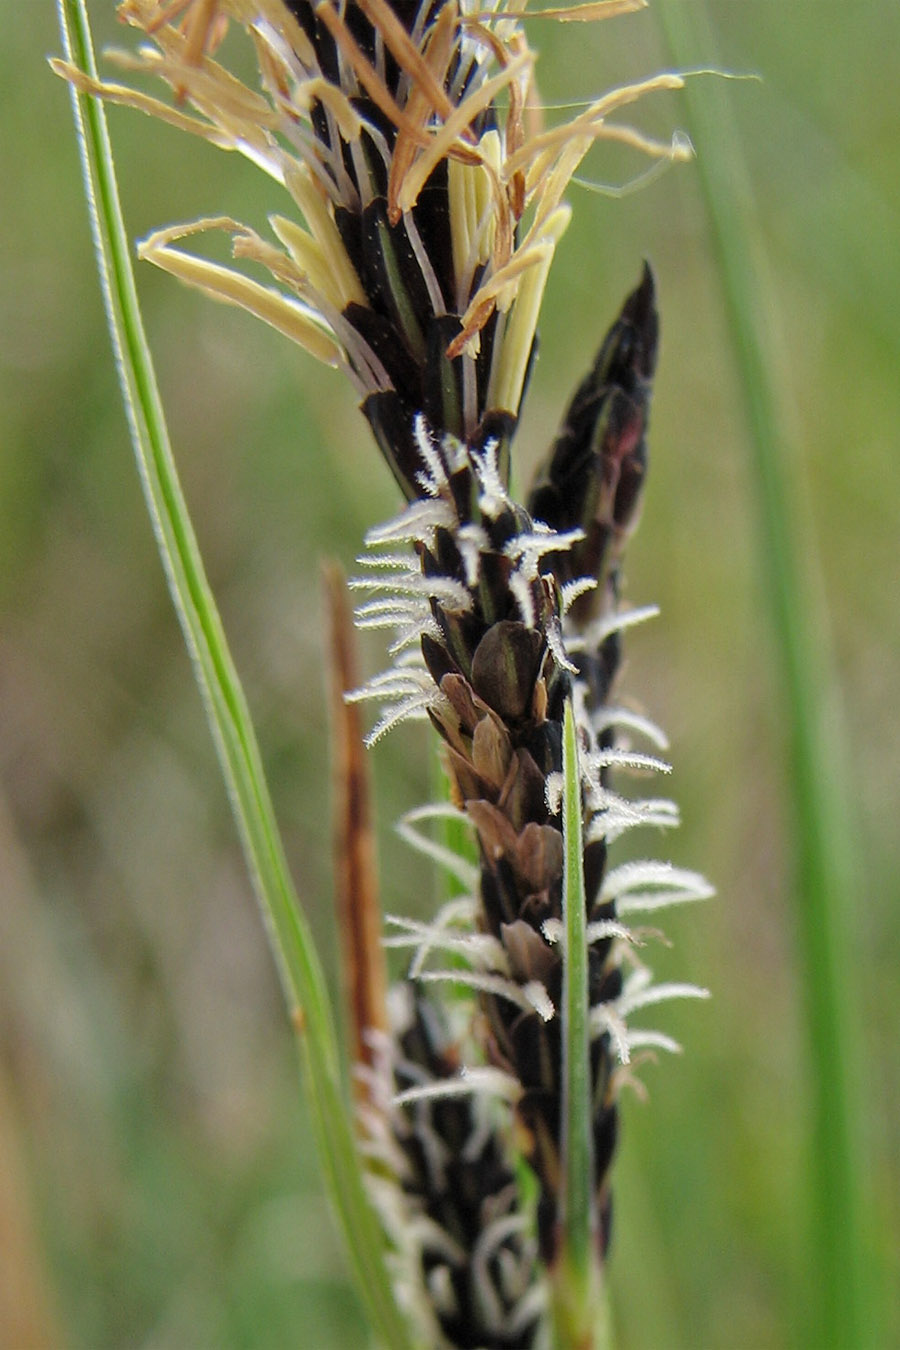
<box><xmin>550</xmin><ymin>700</ymin><xmax>610</xmax><ymax>1350</ymax></box>
<box><xmin>55</xmin><ymin>4</ymin><xmax>415</xmax><ymax>1346</ymax></box>
<box><xmin>654</xmin><ymin>4</ymin><xmax>876</xmax><ymax>1347</ymax></box>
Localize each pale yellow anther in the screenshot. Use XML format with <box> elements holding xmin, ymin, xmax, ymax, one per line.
<box><xmin>269</xmin><ymin>217</ymin><xmax>328</xmax><ymax>289</ymax></box>
<box><xmin>292</xmin><ymin>77</ymin><xmax>362</xmax><ymax>144</ymax></box>
<box><xmin>485</xmin><ymin>203</ymin><xmax>571</xmax><ymax>417</ymax></box>
<box><xmin>50</xmin><ymin>59</ymin><xmax>235</xmax><ymax>148</ymax></box>
<box><xmin>396</xmin><ymin>49</ymin><xmax>532</xmax><ymax>215</ymax></box>
<box><xmin>139</xmin><ymin>219</ymin><xmax>342</xmax><ymax>366</ymax></box>
<box><xmin>252</xmin><ymin>0</ymin><xmax>316</xmax><ymax>67</ymax></box>
<box><xmin>448</xmin><ymin>129</ymin><xmax>502</xmax><ymax>307</ymax></box>
<box><xmin>521</xmin><ymin>0</ymin><xmax>646</xmax><ymax>21</ymax></box>
<box><xmin>283</xmin><ymin>165</ymin><xmax>367</xmax><ymax>309</ymax></box>
<box><xmin>387</xmin><ymin>0</ymin><xmax>459</xmax><ymax>223</ymax></box>
<box><xmin>269</xmin><ymin>215</ymin><xmax>357</xmax><ymax>316</ymax></box>
<box><xmin>506</xmin><ymin>72</ymin><xmax>686</xmax><ymax>182</ymax></box>
<box><xmin>67</xmin><ymin>0</ymin><xmax>696</xmax><ymax>424</ymax></box>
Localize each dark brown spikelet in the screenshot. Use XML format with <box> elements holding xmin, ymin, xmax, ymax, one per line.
<box><xmin>352</xmin><ymin>270</ymin><xmax>705</xmax><ymax>1304</ymax></box>
<box><xmin>378</xmin><ymin>986</ymin><xmax>541</xmax><ymax>1348</ymax></box>
<box><xmin>529</xmin><ymin>264</ymin><xmax>658</xmax><ymax>721</ymax></box>
<box><xmin>354</xmin><ymin>283</ymin><xmax>658</xmax><ymax>1265</ymax></box>
<box><xmin>529</xmin><ymin>264</ymin><xmax>658</xmax><ymax>610</ymax></box>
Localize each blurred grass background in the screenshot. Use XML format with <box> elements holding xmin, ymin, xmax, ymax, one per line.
<box><xmin>2</xmin><ymin>2</ymin><xmax>898</xmax><ymax>1346</ymax></box>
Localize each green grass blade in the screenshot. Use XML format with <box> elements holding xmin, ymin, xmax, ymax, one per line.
<box><xmin>653</xmin><ymin>4</ymin><xmax>875</xmax><ymax>1346</ymax></box>
<box><xmin>55</xmin><ymin>4</ymin><xmax>414</xmax><ymax>1345</ymax></box>
<box><xmin>550</xmin><ymin>699</ymin><xmax>610</xmax><ymax>1349</ymax></box>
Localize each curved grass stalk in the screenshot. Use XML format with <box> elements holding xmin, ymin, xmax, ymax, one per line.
<box><xmin>653</xmin><ymin>4</ymin><xmax>876</xmax><ymax>1346</ymax></box>
<box><xmin>55</xmin><ymin>2</ymin><xmax>414</xmax><ymax>1345</ymax></box>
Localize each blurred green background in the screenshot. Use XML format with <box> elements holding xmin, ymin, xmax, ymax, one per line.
<box><xmin>2</xmin><ymin>2</ymin><xmax>898</xmax><ymax>1346</ymax></box>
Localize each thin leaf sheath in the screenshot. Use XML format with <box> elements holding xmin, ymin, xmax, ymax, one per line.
<box><xmin>325</xmin><ymin>562</ymin><xmax>388</xmax><ymax>1092</ymax></box>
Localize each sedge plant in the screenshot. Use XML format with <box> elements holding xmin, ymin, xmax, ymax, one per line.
<box><xmin>55</xmin><ymin>2</ymin><xmax>714</xmax><ymax>1345</ymax></box>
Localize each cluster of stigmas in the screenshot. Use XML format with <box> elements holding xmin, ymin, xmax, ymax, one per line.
<box><xmin>359</xmin><ymin>986</ymin><xmax>544</xmax><ymax>1346</ymax></box>
<box><xmin>60</xmin><ymin>3</ymin><xmax>711</xmax><ymax>1344</ymax></box>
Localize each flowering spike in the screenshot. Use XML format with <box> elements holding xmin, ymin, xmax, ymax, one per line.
<box><xmin>529</xmin><ymin>262</ymin><xmax>658</xmax><ymax>620</ymax></box>
<box><xmin>62</xmin><ymin>4</ymin><xmax>711</xmax><ymax>1343</ymax></box>
<box><xmin>67</xmin><ymin>2</ymin><xmax>692</xmax><ymax>506</ymax></box>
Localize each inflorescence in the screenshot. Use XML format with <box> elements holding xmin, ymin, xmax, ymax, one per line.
<box><xmin>58</xmin><ymin>4</ymin><xmax>711</xmax><ymax>1344</ymax></box>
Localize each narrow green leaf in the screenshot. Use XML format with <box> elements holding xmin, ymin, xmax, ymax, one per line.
<box><xmin>561</xmin><ymin>699</ymin><xmax>594</xmax><ymax>1276</ymax></box>
<box><xmin>55</xmin><ymin>4</ymin><xmax>414</xmax><ymax>1345</ymax></box>
<box><xmin>551</xmin><ymin>698</ymin><xmax>609</xmax><ymax>1349</ymax></box>
<box><xmin>653</xmin><ymin>4</ymin><xmax>876</xmax><ymax>1347</ymax></box>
